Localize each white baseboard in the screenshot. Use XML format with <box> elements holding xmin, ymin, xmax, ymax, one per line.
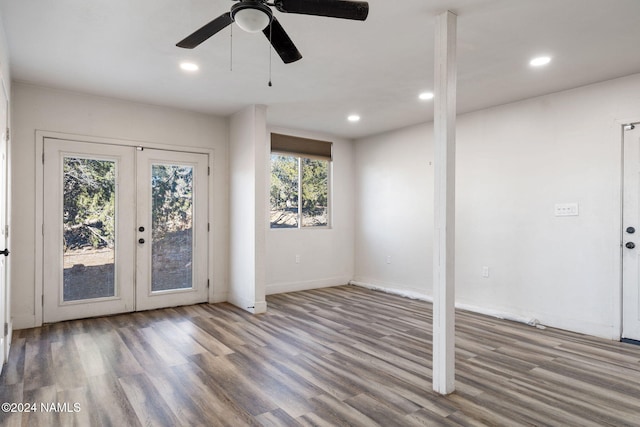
<box><xmin>456</xmin><ymin>300</ymin><xmax>615</xmax><ymax>339</ymax></box>
<box><xmin>266</xmin><ymin>276</ymin><xmax>351</xmax><ymax>295</ymax></box>
<box><xmin>349</xmin><ymin>280</ymin><xmax>543</xmax><ymax>327</ymax></box>
<box><xmin>253</xmin><ymin>301</ymin><xmax>267</xmax><ymax>314</ymax></box>
<box><xmin>349</xmin><ymin>280</ymin><xmax>433</xmax><ymax>302</ymax></box>
<box><xmin>227</xmin><ymin>292</ymin><xmax>268</xmax><ymax>314</ymax></box>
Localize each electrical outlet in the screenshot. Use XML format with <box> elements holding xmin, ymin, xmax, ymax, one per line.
<box><xmin>295</xmin><ymin>254</ymin><xmax>301</xmax><ymax>264</ymax></box>
<box><xmin>482</xmin><ymin>266</ymin><xmax>489</xmax><ymax>278</ymax></box>
<box><xmin>386</xmin><ymin>255</ymin><xmax>392</xmax><ymax>264</ymax></box>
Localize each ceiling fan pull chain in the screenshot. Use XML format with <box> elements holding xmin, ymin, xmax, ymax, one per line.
<box><xmin>268</xmin><ymin>20</ymin><xmax>273</xmax><ymax>87</ymax></box>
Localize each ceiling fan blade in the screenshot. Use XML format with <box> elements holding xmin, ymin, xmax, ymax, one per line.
<box><xmin>176</xmin><ymin>12</ymin><xmax>233</xmax><ymax>49</ymax></box>
<box><xmin>263</xmin><ymin>17</ymin><xmax>302</xmax><ymax>64</ymax></box>
<box><xmin>274</xmin><ymin>0</ymin><xmax>369</xmax><ymax>21</ymax></box>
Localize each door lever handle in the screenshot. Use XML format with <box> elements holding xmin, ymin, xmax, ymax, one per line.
<box><xmin>0</xmin><ymin>248</ymin><xmax>9</xmax><ymax>256</ymax></box>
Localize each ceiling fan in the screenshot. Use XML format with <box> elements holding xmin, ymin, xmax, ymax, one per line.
<box><xmin>176</xmin><ymin>0</ymin><xmax>370</xmax><ymax>64</ymax></box>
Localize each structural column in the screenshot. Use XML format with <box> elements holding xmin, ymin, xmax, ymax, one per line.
<box><xmin>432</xmin><ymin>10</ymin><xmax>457</xmax><ymax>395</ymax></box>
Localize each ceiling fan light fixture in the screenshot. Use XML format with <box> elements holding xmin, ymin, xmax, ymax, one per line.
<box><xmin>232</xmin><ymin>2</ymin><xmax>273</xmax><ymax>33</ymax></box>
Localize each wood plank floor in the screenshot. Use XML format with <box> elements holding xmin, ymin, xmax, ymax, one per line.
<box><xmin>1</xmin><ymin>285</ymin><xmax>639</xmax><ymax>426</ymax></box>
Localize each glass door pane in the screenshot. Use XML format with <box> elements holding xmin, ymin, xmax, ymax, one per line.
<box><xmin>151</xmin><ymin>164</ymin><xmax>193</xmax><ymax>291</ymax></box>
<box><xmin>63</xmin><ymin>157</ymin><xmax>116</xmax><ymax>301</ymax></box>
<box><xmin>136</xmin><ymin>149</ymin><xmax>209</xmax><ymax>311</ymax></box>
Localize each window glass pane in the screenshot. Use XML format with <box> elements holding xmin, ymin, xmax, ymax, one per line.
<box><xmin>63</xmin><ymin>157</ymin><xmax>116</xmax><ymax>301</ymax></box>
<box><xmin>151</xmin><ymin>164</ymin><xmax>193</xmax><ymax>291</ymax></box>
<box><xmin>270</xmin><ymin>154</ymin><xmax>299</xmax><ymax>228</ymax></box>
<box><xmin>301</xmin><ymin>158</ymin><xmax>328</xmax><ymax>227</ymax></box>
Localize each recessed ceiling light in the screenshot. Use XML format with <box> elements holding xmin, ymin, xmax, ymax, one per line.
<box><xmin>529</xmin><ymin>56</ymin><xmax>551</xmax><ymax>67</ymax></box>
<box><xmin>180</xmin><ymin>62</ymin><xmax>199</xmax><ymax>72</ymax></box>
<box><xmin>419</xmin><ymin>91</ymin><xmax>434</xmax><ymax>101</ymax></box>
<box><xmin>348</xmin><ymin>114</ymin><xmax>361</xmax><ymax>123</ymax></box>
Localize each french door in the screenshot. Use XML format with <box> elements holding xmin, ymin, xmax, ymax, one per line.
<box><xmin>135</xmin><ymin>148</ymin><xmax>208</xmax><ymax>311</ymax></box>
<box><xmin>623</xmin><ymin>123</ymin><xmax>640</xmax><ymax>341</ymax></box>
<box><xmin>43</xmin><ymin>138</ymin><xmax>209</xmax><ymax>323</ymax></box>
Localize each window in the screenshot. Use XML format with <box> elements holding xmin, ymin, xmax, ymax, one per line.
<box><xmin>270</xmin><ymin>133</ymin><xmax>331</xmax><ymax>229</ymax></box>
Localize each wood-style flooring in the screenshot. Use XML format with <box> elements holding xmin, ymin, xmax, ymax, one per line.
<box><xmin>1</xmin><ymin>285</ymin><xmax>639</xmax><ymax>426</ymax></box>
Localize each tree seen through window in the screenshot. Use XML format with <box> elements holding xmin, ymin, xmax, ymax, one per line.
<box><xmin>270</xmin><ymin>154</ymin><xmax>329</xmax><ymax>228</ymax></box>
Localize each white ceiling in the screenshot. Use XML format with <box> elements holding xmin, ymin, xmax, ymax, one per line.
<box><xmin>1</xmin><ymin>0</ymin><xmax>640</xmax><ymax>139</ymax></box>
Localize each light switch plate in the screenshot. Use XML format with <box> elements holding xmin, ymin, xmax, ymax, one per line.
<box><xmin>554</xmin><ymin>203</ymin><xmax>579</xmax><ymax>217</ymax></box>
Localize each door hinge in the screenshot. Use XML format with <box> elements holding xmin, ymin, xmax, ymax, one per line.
<box><xmin>207</xmin><ymin>279</ymin><xmax>210</xmax><ymax>289</ymax></box>
<box><xmin>208</xmin><ymin>166</ymin><xmax>210</xmax><ymax>176</ymax></box>
<box><xmin>5</xmin><ymin>128</ymin><xmax>8</xmax><ymax>141</ymax></box>
<box><xmin>4</xmin><ymin>225</ymin><xmax>8</xmax><ymax>238</ymax></box>
<box><xmin>208</xmin><ymin>223</ymin><xmax>210</xmax><ymax>232</ymax></box>
<box><xmin>42</xmin><ymin>294</ymin><xmax>44</xmax><ymax>307</ymax></box>
<box><xmin>3</xmin><ymin>323</ymin><xmax>7</xmax><ymax>336</ymax></box>
<box><xmin>42</xmin><ymin>152</ymin><xmax>45</xmax><ymax>164</ymax></box>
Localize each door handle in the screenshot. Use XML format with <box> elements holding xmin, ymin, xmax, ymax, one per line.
<box><xmin>0</xmin><ymin>248</ymin><xmax>8</xmax><ymax>256</ymax></box>
<box><xmin>626</xmin><ymin>242</ymin><xmax>635</xmax><ymax>249</ymax></box>
<box><xmin>138</xmin><ymin>238</ymin><xmax>145</xmax><ymax>244</ymax></box>
<box><xmin>627</xmin><ymin>227</ymin><xmax>636</xmax><ymax>234</ymax></box>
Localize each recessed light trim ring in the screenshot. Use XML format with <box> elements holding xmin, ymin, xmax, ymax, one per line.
<box><xmin>419</xmin><ymin>91</ymin><xmax>434</xmax><ymax>100</ymax></box>
<box><xmin>530</xmin><ymin>56</ymin><xmax>551</xmax><ymax>67</ymax></box>
<box><xmin>180</xmin><ymin>62</ymin><xmax>199</xmax><ymax>71</ymax></box>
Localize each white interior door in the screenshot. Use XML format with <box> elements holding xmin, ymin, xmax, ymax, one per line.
<box><xmin>135</xmin><ymin>149</ymin><xmax>209</xmax><ymax>311</ymax></box>
<box><xmin>43</xmin><ymin>139</ymin><xmax>136</xmax><ymax>323</ymax></box>
<box><xmin>622</xmin><ymin>123</ymin><xmax>640</xmax><ymax>342</ymax></box>
<box><xmin>0</xmin><ymin>81</ymin><xmax>8</xmax><ymax>368</ymax></box>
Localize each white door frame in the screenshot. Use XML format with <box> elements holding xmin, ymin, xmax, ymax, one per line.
<box><xmin>35</xmin><ymin>131</ymin><xmax>215</xmax><ymax>326</ymax></box>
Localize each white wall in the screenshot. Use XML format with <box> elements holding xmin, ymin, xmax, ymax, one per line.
<box><xmin>0</xmin><ymin>17</ymin><xmax>10</xmax><ymax>91</ymax></box>
<box><xmin>354</xmin><ymin>73</ymin><xmax>640</xmax><ymax>340</ymax></box>
<box><xmin>11</xmin><ymin>83</ymin><xmax>229</xmax><ymax>328</ymax></box>
<box><xmin>353</xmin><ymin>123</ymin><xmax>433</xmax><ymax>296</ymax></box>
<box><xmin>228</xmin><ymin>105</ymin><xmax>267</xmax><ymax>313</ymax></box>
<box><xmin>266</xmin><ymin>127</ymin><xmax>355</xmax><ymax>295</ymax></box>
